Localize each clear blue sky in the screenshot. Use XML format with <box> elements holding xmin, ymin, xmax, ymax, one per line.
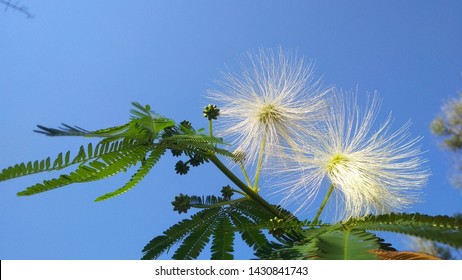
<box><xmin>1</xmin><ymin>1</ymin><xmax>461</xmax><ymax>259</ymax></box>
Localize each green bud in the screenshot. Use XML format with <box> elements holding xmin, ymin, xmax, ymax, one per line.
<box><xmin>188</xmin><ymin>153</ymin><xmax>205</xmax><ymax>167</ymax></box>
<box><xmin>268</xmin><ymin>217</ymin><xmax>285</xmax><ymax>236</ymax></box>
<box><xmin>175</xmin><ymin>160</ymin><xmax>190</xmax><ymax>175</ymax></box>
<box><xmin>203</xmin><ymin>104</ymin><xmax>220</xmax><ymax>120</ymax></box>
<box><xmin>232</xmin><ymin>150</ymin><xmax>246</xmax><ymax>163</ymax></box>
<box><xmin>171</xmin><ymin>193</ymin><xmax>191</xmax><ymax>214</ymax></box>
<box><xmin>220</xmin><ymin>185</ymin><xmax>233</xmax><ymax>200</ymax></box>
<box><xmin>171</xmin><ymin>149</ymin><xmax>183</xmax><ymax>157</ymax></box>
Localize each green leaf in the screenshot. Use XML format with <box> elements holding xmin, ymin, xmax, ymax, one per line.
<box><xmin>141</xmin><ymin>208</ymin><xmax>221</xmax><ymax>260</ymax></box>
<box><xmin>35</xmin><ymin>102</ymin><xmax>175</xmax><ymax>143</ymax></box>
<box><xmin>162</xmin><ymin>134</ymin><xmax>233</xmax><ymax>159</ymax></box>
<box><xmin>346</xmin><ymin>213</ymin><xmax>462</xmax><ymax>249</ymax></box>
<box><xmin>94</xmin><ymin>146</ymin><xmax>166</xmax><ymax>201</ymax></box>
<box><xmin>316</xmin><ymin>230</ymin><xmax>380</xmax><ymax>260</ymax></box>
<box><xmin>211</xmin><ymin>210</ymin><xmax>235</xmax><ymax>260</ymax></box>
<box><xmin>228</xmin><ymin>208</ymin><xmax>270</xmax><ymax>251</ymax></box>
<box><xmin>257</xmin><ymin>238</ymin><xmax>319</xmax><ymax>260</ymax></box>
<box><xmin>260</xmin><ymin>213</ymin><xmax>462</xmax><ymax>260</ymax></box>
<box><xmin>0</xmin><ymin>157</ymin><xmax>51</xmax><ymax>181</ymax></box>
<box><xmin>255</xmin><ymin>227</ymin><xmax>322</xmax><ymax>260</ymax></box>
<box><xmin>172</xmin><ymin>209</ymin><xmax>222</xmax><ymax>260</ymax></box>
<box><xmin>142</xmin><ymin>199</ymin><xmax>280</xmax><ymax>260</ymax></box>
<box><xmin>0</xmin><ymin>140</ymin><xmax>138</xmax><ymax>183</ymax></box>
<box><xmin>16</xmin><ymin>143</ymin><xmax>149</xmax><ymax>196</ymax></box>
<box><xmin>188</xmin><ymin>195</ymin><xmax>232</xmax><ymax>208</ymax></box>
<box><xmin>130</xmin><ymin>102</ymin><xmax>175</xmax><ymax>136</ymax></box>
<box><xmin>233</xmin><ymin>200</ymin><xmax>276</xmax><ymax>223</ymax></box>
<box><xmin>34</xmin><ymin>123</ymin><xmax>131</xmax><ymax>138</ymax></box>
<box><xmin>257</xmin><ymin>229</ymin><xmax>383</xmax><ymax>260</ymax></box>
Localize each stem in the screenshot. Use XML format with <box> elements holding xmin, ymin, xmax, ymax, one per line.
<box><xmin>209</xmin><ymin>120</ymin><xmax>213</xmax><ymax>138</ymax></box>
<box><xmin>231</xmin><ymin>188</ymin><xmax>247</xmax><ymax>197</ymax></box>
<box><xmin>343</xmin><ymin>229</ymin><xmax>350</xmax><ymax>260</ymax></box>
<box><xmin>240</xmin><ymin>162</ymin><xmax>253</xmax><ymax>188</ymax></box>
<box><xmin>253</xmin><ymin>134</ymin><xmax>266</xmax><ymax>191</ymax></box>
<box><xmin>311</xmin><ymin>184</ymin><xmax>335</xmax><ymax>226</ymax></box>
<box><xmin>209</xmin><ymin>154</ymin><xmax>286</xmax><ymax>219</ymax></box>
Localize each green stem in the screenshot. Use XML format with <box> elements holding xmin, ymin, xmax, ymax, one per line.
<box><xmin>343</xmin><ymin>229</ymin><xmax>350</xmax><ymax>260</ymax></box>
<box><xmin>209</xmin><ymin>154</ymin><xmax>286</xmax><ymax>219</ymax></box>
<box><xmin>231</xmin><ymin>188</ymin><xmax>247</xmax><ymax>197</ymax></box>
<box><xmin>209</xmin><ymin>120</ymin><xmax>213</xmax><ymax>138</ymax></box>
<box><xmin>239</xmin><ymin>162</ymin><xmax>252</xmax><ymax>188</ymax></box>
<box><xmin>253</xmin><ymin>135</ymin><xmax>266</xmax><ymax>191</ymax></box>
<box><xmin>311</xmin><ymin>184</ymin><xmax>335</xmax><ymax>226</ymax></box>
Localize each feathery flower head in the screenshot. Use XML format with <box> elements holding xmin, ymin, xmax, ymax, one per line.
<box><xmin>279</xmin><ymin>91</ymin><xmax>429</xmax><ymax>220</ymax></box>
<box><xmin>207</xmin><ymin>48</ymin><xmax>330</xmax><ymax>165</ymax></box>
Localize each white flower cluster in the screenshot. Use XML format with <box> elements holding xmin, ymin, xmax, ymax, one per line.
<box><xmin>208</xmin><ymin>48</ymin><xmax>429</xmax><ymax>221</ymax></box>
<box><xmin>208</xmin><ymin>49</ymin><xmax>329</xmax><ymax>165</ymax></box>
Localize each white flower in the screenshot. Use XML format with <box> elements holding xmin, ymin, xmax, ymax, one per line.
<box><xmin>278</xmin><ymin>92</ymin><xmax>429</xmax><ymax>220</ymax></box>
<box><xmin>207</xmin><ymin>48</ymin><xmax>330</xmax><ymax>166</ymax></box>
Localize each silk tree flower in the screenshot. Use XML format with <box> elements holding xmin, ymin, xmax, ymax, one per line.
<box><xmin>277</xmin><ymin>92</ymin><xmax>429</xmax><ymax>220</ymax></box>
<box><xmin>207</xmin><ymin>48</ymin><xmax>331</xmax><ymax>166</ymax></box>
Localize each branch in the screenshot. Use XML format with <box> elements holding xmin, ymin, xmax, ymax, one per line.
<box><xmin>1</xmin><ymin>0</ymin><xmax>34</xmax><ymax>18</ymax></box>
<box><xmin>208</xmin><ymin>154</ymin><xmax>288</xmax><ymax>220</ymax></box>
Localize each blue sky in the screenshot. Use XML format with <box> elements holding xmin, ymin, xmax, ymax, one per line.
<box><xmin>1</xmin><ymin>1</ymin><xmax>461</xmax><ymax>259</ymax></box>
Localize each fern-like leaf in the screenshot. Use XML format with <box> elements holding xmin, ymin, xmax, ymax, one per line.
<box><xmin>34</xmin><ymin>123</ymin><xmax>135</xmax><ymax>142</ymax></box>
<box><xmin>233</xmin><ymin>200</ymin><xmax>276</xmax><ymax>224</ymax></box>
<box><xmin>142</xmin><ymin>199</ymin><xmax>279</xmax><ymax>260</ymax></box>
<box><xmin>35</xmin><ymin>102</ymin><xmax>175</xmax><ymax>143</ymax></box>
<box><xmin>188</xmin><ymin>195</ymin><xmax>231</xmax><ymax>208</ymax></box>
<box><xmin>130</xmin><ymin>101</ymin><xmax>173</xmax><ymax>131</ymax></box>
<box><xmin>0</xmin><ymin>139</ymin><xmax>140</xmax><ymax>182</ymax></box>
<box><xmin>162</xmin><ymin>134</ymin><xmax>233</xmax><ymax>159</ymax></box>
<box><xmin>255</xmin><ymin>226</ymin><xmax>323</xmax><ymax>260</ymax></box>
<box><xmin>316</xmin><ymin>230</ymin><xmax>380</xmax><ymax>260</ymax></box>
<box><xmin>228</xmin><ymin>208</ymin><xmax>270</xmax><ymax>251</ymax></box>
<box><xmin>346</xmin><ymin>213</ymin><xmax>462</xmax><ymax>248</ymax></box>
<box><xmin>141</xmin><ymin>208</ymin><xmax>221</xmax><ymax>260</ymax></box>
<box><xmin>257</xmin><ymin>229</ymin><xmax>384</xmax><ymax>260</ymax></box>
<box><xmin>17</xmin><ymin>144</ymin><xmax>149</xmax><ymax>196</ymax></box>
<box><xmin>94</xmin><ymin>146</ymin><xmax>166</xmax><ymax>201</ymax></box>
<box><xmin>0</xmin><ymin>157</ymin><xmax>52</xmax><ymax>181</ymax></box>
<box><xmin>211</xmin><ymin>210</ymin><xmax>235</xmax><ymax>260</ymax></box>
<box><xmin>172</xmin><ymin>208</ymin><xmax>222</xmax><ymax>260</ymax></box>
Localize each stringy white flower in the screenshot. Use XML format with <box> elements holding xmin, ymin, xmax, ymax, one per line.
<box><xmin>208</xmin><ymin>48</ymin><xmax>330</xmax><ymax>165</ymax></box>
<box><xmin>279</xmin><ymin>92</ymin><xmax>429</xmax><ymax>220</ymax></box>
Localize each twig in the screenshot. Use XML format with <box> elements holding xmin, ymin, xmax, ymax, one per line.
<box><xmin>1</xmin><ymin>0</ymin><xmax>34</xmax><ymax>18</ymax></box>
